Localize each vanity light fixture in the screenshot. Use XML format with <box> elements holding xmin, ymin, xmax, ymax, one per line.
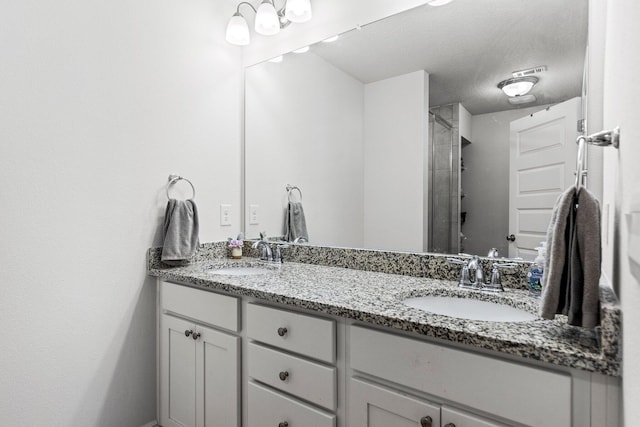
<box><xmin>268</xmin><ymin>55</ymin><xmax>284</xmax><ymax>63</ymax></box>
<box><xmin>225</xmin><ymin>0</ymin><xmax>313</xmax><ymax>46</ymax></box>
<box><xmin>497</xmin><ymin>76</ymin><xmax>538</xmax><ymax>97</ymax></box>
<box><xmin>427</xmin><ymin>0</ymin><xmax>454</xmax><ymax>6</ymax></box>
<box><xmin>322</xmin><ymin>35</ymin><xmax>339</xmax><ymax>43</ymax></box>
<box><xmin>293</xmin><ymin>45</ymin><xmax>310</xmax><ymax>53</ymax></box>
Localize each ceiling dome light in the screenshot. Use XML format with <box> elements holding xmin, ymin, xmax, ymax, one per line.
<box><xmin>255</xmin><ymin>0</ymin><xmax>280</xmax><ymax>35</ymax></box>
<box><xmin>508</xmin><ymin>94</ymin><xmax>537</xmax><ymax>105</ymax></box>
<box><xmin>285</xmin><ymin>0</ymin><xmax>312</xmax><ymax>23</ymax></box>
<box><xmin>427</xmin><ymin>0</ymin><xmax>454</xmax><ymax>6</ymax></box>
<box><xmin>498</xmin><ymin>76</ymin><xmax>538</xmax><ymax>97</ymax></box>
<box><xmin>226</xmin><ymin>12</ymin><xmax>250</xmax><ymax>46</ymax></box>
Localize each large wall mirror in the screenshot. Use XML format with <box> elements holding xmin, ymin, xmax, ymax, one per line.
<box><xmin>244</xmin><ymin>0</ymin><xmax>589</xmax><ymax>259</ymax></box>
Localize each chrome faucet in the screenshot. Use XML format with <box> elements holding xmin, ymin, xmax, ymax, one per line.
<box><xmin>293</xmin><ymin>236</ymin><xmax>308</xmax><ymax>244</ymax></box>
<box><xmin>467</xmin><ymin>256</ymin><xmax>485</xmax><ymax>286</ymax></box>
<box><xmin>252</xmin><ymin>240</ymin><xmax>273</xmax><ymax>262</ymax></box>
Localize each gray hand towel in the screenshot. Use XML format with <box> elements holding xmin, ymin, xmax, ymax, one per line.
<box><xmin>284</xmin><ymin>201</ymin><xmax>309</xmax><ymax>242</ymax></box>
<box><xmin>161</xmin><ymin>199</ymin><xmax>199</xmax><ymax>265</ymax></box>
<box><xmin>539</xmin><ymin>187</ymin><xmax>601</xmax><ymax>328</ymax></box>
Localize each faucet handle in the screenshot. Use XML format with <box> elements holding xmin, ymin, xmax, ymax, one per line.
<box><xmin>447</xmin><ymin>258</ymin><xmax>472</xmax><ymax>287</ymax></box>
<box><xmin>485</xmin><ymin>262</ymin><xmax>518</xmax><ymax>291</ymax></box>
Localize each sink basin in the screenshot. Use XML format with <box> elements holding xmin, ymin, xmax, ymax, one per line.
<box><xmin>207</xmin><ymin>267</ymin><xmax>273</xmax><ymax>276</ymax></box>
<box><xmin>402</xmin><ymin>296</ymin><xmax>537</xmax><ymax>322</ymax></box>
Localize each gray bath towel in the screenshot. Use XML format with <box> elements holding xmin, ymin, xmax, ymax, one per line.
<box><xmin>539</xmin><ymin>187</ymin><xmax>601</xmax><ymax>328</ymax></box>
<box><xmin>161</xmin><ymin>199</ymin><xmax>199</xmax><ymax>265</ymax></box>
<box><xmin>284</xmin><ymin>201</ymin><xmax>309</xmax><ymax>242</ymax></box>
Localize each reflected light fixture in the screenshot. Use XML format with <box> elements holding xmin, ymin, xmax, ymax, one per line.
<box><xmin>322</xmin><ymin>35</ymin><xmax>339</xmax><ymax>43</ymax></box>
<box><xmin>497</xmin><ymin>76</ymin><xmax>538</xmax><ymax>97</ymax></box>
<box><xmin>427</xmin><ymin>0</ymin><xmax>454</xmax><ymax>6</ymax></box>
<box><xmin>226</xmin><ymin>0</ymin><xmax>313</xmax><ymax>46</ymax></box>
<box><xmin>293</xmin><ymin>45</ymin><xmax>310</xmax><ymax>53</ymax></box>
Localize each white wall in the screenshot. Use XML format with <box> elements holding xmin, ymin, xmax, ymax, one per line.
<box><xmin>465</xmin><ymin>105</ymin><xmax>549</xmax><ymax>256</ymax></box>
<box><xmin>0</xmin><ymin>0</ymin><xmax>242</xmax><ymax>425</ymax></box>
<box><xmin>363</xmin><ymin>71</ymin><xmax>429</xmax><ymax>252</ymax></box>
<box><xmin>602</xmin><ymin>0</ymin><xmax>640</xmax><ymax>423</ymax></box>
<box><xmin>244</xmin><ymin>52</ymin><xmax>364</xmax><ymax>246</ymax></box>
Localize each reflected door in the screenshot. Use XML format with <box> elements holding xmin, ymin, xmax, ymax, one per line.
<box><xmin>508</xmin><ymin>97</ymin><xmax>581</xmax><ymax>259</ymax></box>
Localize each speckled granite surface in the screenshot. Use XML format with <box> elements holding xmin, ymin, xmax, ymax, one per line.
<box><xmin>148</xmin><ymin>242</ymin><xmax>621</xmax><ymax>376</ymax></box>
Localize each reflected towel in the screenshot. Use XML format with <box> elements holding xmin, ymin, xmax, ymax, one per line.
<box><xmin>539</xmin><ymin>187</ymin><xmax>601</xmax><ymax>328</ymax></box>
<box><xmin>284</xmin><ymin>201</ymin><xmax>309</xmax><ymax>242</ymax></box>
<box><xmin>161</xmin><ymin>199</ymin><xmax>199</xmax><ymax>265</ymax></box>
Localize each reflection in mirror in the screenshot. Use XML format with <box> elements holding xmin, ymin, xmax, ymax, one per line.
<box><xmin>245</xmin><ymin>0</ymin><xmax>589</xmax><ymax>260</ymax></box>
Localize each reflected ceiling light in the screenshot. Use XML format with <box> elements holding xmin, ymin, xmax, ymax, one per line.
<box><xmin>225</xmin><ymin>0</ymin><xmax>313</xmax><ymax>46</ymax></box>
<box><xmin>293</xmin><ymin>45</ymin><xmax>310</xmax><ymax>53</ymax></box>
<box><xmin>508</xmin><ymin>94</ymin><xmax>537</xmax><ymax>105</ymax></box>
<box><xmin>497</xmin><ymin>76</ymin><xmax>538</xmax><ymax>97</ymax></box>
<box><xmin>322</xmin><ymin>35</ymin><xmax>339</xmax><ymax>43</ymax></box>
<box><xmin>427</xmin><ymin>0</ymin><xmax>454</xmax><ymax>6</ymax></box>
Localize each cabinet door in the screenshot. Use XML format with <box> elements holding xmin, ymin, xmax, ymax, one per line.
<box><xmin>441</xmin><ymin>406</ymin><xmax>507</xmax><ymax>427</ymax></box>
<box><xmin>196</xmin><ymin>323</ymin><xmax>240</xmax><ymax>427</ymax></box>
<box><xmin>160</xmin><ymin>314</ymin><xmax>198</xmax><ymax>427</ymax></box>
<box><xmin>349</xmin><ymin>378</ymin><xmax>440</xmax><ymax>427</ymax></box>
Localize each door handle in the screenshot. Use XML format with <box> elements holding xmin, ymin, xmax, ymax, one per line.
<box><xmin>506</xmin><ymin>234</ymin><xmax>516</xmax><ymax>242</ymax></box>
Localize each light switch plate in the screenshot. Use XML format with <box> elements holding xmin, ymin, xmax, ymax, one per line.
<box><xmin>220</xmin><ymin>204</ymin><xmax>232</xmax><ymax>226</ymax></box>
<box><xmin>249</xmin><ymin>204</ymin><xmax>260</xmax><ymax>225</ymax></box>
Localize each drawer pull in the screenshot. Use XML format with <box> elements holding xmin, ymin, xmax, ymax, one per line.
<box><xmin>444</xmin><ymin>423</ymin><xmax>456</xmax><ymax>427</ymax></box>
<box><xmin>278</xmin><ymin>422</ymin><xmax>289</xmax><ymax>427</ymax></box>
<box><xmin>277</xmin><ymin>327</ymin><xmax>288</xmax><ymax>337</ymax></box>
<box><xmin>278</xmin><ymin>371</ymin><xmax>289</xmax><ymax>381</ymax></box>
<box><xmin>420</xmin><ymin>416</ymin><xmax>433</xmax><ymax>427</ymax></box>
<box><xmin>184</xmin><ymin>329</ymin><xmax>193</xmax><ymax>337</ymax></box>
<box><xmin>192</xmin><ymin>331</ymin><xmax>201</xmax><ymax>340</ymax></box>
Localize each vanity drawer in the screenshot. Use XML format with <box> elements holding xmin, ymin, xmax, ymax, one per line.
<box><xmin>246</xmin><ymin>303</ymin><xmax>336</xmax><ymax>363</ymax></box>
<box><xmin>161</xmin><ymin>281</ymin><xmax>240</xmax><ymax>332</ymax></box>
<box><xmin>248</xmin><ymin>342</ymin><xmax>337</xmax><ymax>411</ymax></box>
<box><xmin>248</xmin><ymin>381</ymin><xmax>336</xmax><ymax>427</ymax></box>
<box><xmin>350</xmin><ymin>325</ymin><xmax>571</xmax><ymax>427</ymax></box>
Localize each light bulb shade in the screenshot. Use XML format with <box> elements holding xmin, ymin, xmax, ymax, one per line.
<box><xmin>285</xmin><ymin>0</ymin><xmax>312</xmax><ymax>23</ymax></box>
<box><xmin>226</xmin><ymin>13</ymin><xmax>250</xmax><ymax>45</ymax></box>
<box><xmin>255</xmin><ymin>1</ymin><xmax>280</xmax><ymax>35</ymax></box>
<box><xmin>498</xmin><ymin>77</ymin><xmax>538</xmax><ymax>97</ymax></box>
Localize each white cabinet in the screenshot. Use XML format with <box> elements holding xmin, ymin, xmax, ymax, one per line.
<box><xmin>350</xmin><ymin>377</ymin><xmax>441</xmax><ymax>427</ymax></box>
<box><xmin>349</xmin><ymin>325</ymin><xmax>571</xmax><ymax>427</ymax></box>
<box><xmin>349</xmin><ymin>377</ymin><xmax>506</xmax><ymax>427</ymax></box>
<box><xmin>159</xmin><ymin>281</ymin><xmax>240</xmax><ymax>427</ymax></box>
<box><xmin>246</xmin><ymin>303</ymin><xmax>337</xmax><ymax>427</ymax></box>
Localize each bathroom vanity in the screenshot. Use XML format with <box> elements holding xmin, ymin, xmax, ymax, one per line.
<box><xmin>148</xmin><ymin>243</ymin><xmax>620</xmax><ymax>427</ymax></box>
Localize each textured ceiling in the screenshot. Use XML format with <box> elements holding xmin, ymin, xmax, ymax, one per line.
<box><xmin>309</xmin><ymin>0</ymin><xmax>588</xmax><ymax>115</ymax></box>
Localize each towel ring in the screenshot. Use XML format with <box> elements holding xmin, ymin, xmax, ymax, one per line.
<box><xmin>286</xmin><ymin>184</ymin><xmax>302</xmax><ymax>202</ymax></box>
<box><xmin>167</xmin><ymin>174</ymin><xmax>196</xmax><ymax>200</ymax></box>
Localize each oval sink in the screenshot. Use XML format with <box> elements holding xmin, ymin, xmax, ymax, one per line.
<box><xmin>402</xmin><ymin>296</ymin><xmax>537</xmax><ymax>322</ymax></box>
<box><xmin>207</xmin><ymin>267</ymin><xmax>273</xmax><ymax>276</ymax></box>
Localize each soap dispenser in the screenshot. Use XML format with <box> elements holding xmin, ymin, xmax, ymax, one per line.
<box><xmin>526</xmin><ymin>242</ymin><xmax>547</xmax><ymax>297</ymax></box>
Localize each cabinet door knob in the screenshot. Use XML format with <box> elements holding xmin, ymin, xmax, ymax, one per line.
<box><xmin>279</xmin><ymin>371</ymin><xmax>289</xmax><ymax>381</ymax></box>
<box><xmin>420</xmin><ymin>416</ymin><xmax>433</xmax><ymax>427</ymax></box>
<box><xmin>192</xmin><ymin>331</ymin><xmax>201</xmax><ymax>340</ymax></box>
<box><xmin>184</xmin><ymin>329</ymin><xmax>193</xmax><ymax>337</ymax></box>
<box><xmin>278</xmin><ymin>422</ymin><xmax>289</xmax><ymax>427</ymax></box>
<box><xmin>277</xmin><ymin>327</ymin><xmax>288</xmax><ymax>337</ymax></box>
<box><xmin>444</xmin><ymin>423</ymin><xmax>456</xmax><ymax>427</ymax></box>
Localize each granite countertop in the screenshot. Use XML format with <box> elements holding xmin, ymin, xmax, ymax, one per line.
<box><xmin>148</xmin><ymin>256</ymin><xmax>620</xmax><ymax>376</ymax></box>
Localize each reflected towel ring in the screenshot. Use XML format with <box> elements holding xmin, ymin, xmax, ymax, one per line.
<box><xmin>286</xmin><ymin>184</ymin><xmax>302</xmax><ymax>202</ymax></box>
<box><xmin>167</xmin><ymin>174</ymin><xmax>196</xmax><ymax>200</ymax></box>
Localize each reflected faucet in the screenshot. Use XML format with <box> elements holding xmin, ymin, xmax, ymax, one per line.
<box><xmin>252</xmin><ymin>240</ymin><xmax>273</xmax><ymax>262</ymax></box>
<box><xmin>293</xmin><ymin>236</ymin><xmax>308</xmax><ymax>244</ymax></box>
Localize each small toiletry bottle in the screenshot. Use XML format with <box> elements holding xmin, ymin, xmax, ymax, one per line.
<box><xmin>527</xmin><ymin>242</ymin><xmax>546</xmax><ymax>297</ymax></box>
